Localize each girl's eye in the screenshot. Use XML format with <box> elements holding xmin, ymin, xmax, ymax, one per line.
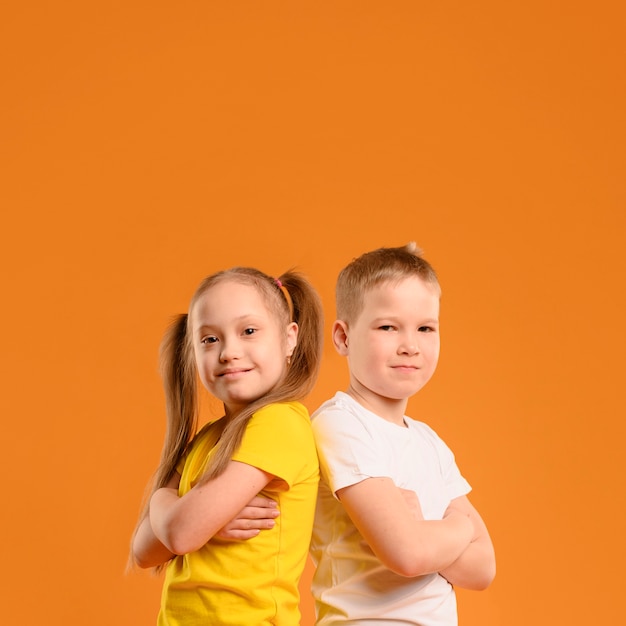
<box><xmin>243</xmin><ymin>327</ymin><xmax>257</xmax><ymax>336</ymax></box>
<box><xmin>201</xmin><ymin>336</ymin><xmax>218</xmax><ymax>345</ymax></box>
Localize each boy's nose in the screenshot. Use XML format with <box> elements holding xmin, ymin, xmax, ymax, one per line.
<box><xmin>399</xmin><ymin>337</ymin><xmax>420</xmax><ymax>355</ymax></box>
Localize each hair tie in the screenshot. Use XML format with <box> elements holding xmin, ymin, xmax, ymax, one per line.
<box><xmin>274</xmin><ymin>278</ymin><xmax>294</xmax><ymax>322</ymax></box>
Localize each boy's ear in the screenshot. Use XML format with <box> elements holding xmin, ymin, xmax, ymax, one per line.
<box><xmin>332</xmin><ymin>320</ymin><xmax>350</xmax><ymax>356</ymax></box>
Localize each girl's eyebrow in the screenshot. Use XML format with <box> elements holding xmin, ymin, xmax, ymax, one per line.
<box><xmin>195</xmin><ymin>314</ymin><xmax>265</xmax><ymax>329</ymax></box>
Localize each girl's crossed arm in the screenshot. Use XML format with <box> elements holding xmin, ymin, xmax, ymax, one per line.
<box><xmin>149</xmin><ymin>460</ymin><xmax>274</xmax><ymax>556</ymax></box>
<box><xmin>216</xmin><ymin>496</ymin><xmax>279</xmax><ymax>541</ymax></box>
<box><xmin>132</xmin><ymin>464</ymin><xmax>277</xmax><ymax>568</ymax></box>
<box><xmin>132</xmin><ymin>472</ymin><xmax>180</xmax><ymax>569</ymax></box>
<box><xmin>337</xmin><ymin>477</ymin><xmax>474</xmax><ymax>578</ymax></box>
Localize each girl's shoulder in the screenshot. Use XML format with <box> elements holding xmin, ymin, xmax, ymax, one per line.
<box><xmin>248</xmin><ymin>401</ymin><xmax>313</xmax><ymax>439</ymax></box>
<box><xmin>253</xmin><ymin>400</ymin><xmax>308</xmax><ymax>420</ymax></box>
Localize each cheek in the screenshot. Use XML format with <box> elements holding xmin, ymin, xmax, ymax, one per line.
<box><xmin>264</xmin><ymin>344</ymin><xmax>289</xmax><ymax>374</ymax></box>
<box><xmin>194</xmin><ymin>349</ymin><xmax>205</xmax><ymax>368</ymax></box>
<box><xmin>352</xmin><ymin>345</ymin><xmax>380</xmax><ymax>371</ymax></box>
<box><xmin>195</xmin><ymin>352</ymin><xmax>216</xmax><ymax>379</ymax></box>
<box><xmin>428</xmin><ymin>342</ymin><xmax>441</xmax><ymax>364</ymax></box>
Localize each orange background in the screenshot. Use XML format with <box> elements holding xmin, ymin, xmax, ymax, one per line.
<box><xmin>2</xmin><ymin>2</ymin><xmax>625</xmax><ymax>624</ymax></box>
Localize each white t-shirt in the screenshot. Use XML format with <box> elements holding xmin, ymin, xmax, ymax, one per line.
<box><xmin>310</xmin><ymin>392</ymin><xmax>471</xmax><ymax>626</ymax></box>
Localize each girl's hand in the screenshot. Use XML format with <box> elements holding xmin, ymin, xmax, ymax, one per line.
<box><xmin>216</xmin><ymin>496</ymin><xmax>280</xmax><ymax>541</ymax></box>
<box><xmin>149</xmin><ymin>461</ymin><xmax>274</xmax><ymax>554</ymax></box>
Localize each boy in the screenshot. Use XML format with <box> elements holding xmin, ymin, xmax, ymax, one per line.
<box><xmin>310</xmin><ymin>243</ymin><xmax>495</xmax><ymax>625</ymax></box>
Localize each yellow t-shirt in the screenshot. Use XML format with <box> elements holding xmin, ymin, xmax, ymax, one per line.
<box><xmin>158</xmin><ymin>401</ymin><xmax>319</xmax><ymax>626</ymax></box>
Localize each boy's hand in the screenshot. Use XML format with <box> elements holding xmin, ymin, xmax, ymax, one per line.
<box><xmin>443</xmin><ymin>500</ymin><xmax>476</xmax><ymax>540</ymax></box>
<box><xmin>216</xmin><ymin>496</ymin><xmax>280</xmax><ymax>541</ymax></box>
<box><xmin>439</xmin><ymin>495</ymin><xmax>496</xmax><ymax>590</ymax></box>
<box><xmin>398</xmin><ymin>488</ymin><xmax>424</xmax><ymax>521</ymax></box>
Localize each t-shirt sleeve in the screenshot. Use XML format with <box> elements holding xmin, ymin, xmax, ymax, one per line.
<box><xmin>232</xmin><ymin>403</ymin><xmax>316</xmax><ymax>488</ymax></box>
<box><xmin>421</xmin><ymin>422</ymin><xmax>472</xmax><ymax>502</ymax></box>
<box><xmin>312</xmin><ymin>405</ymin><xmax>388</xmax><ymax>494</ymax></box>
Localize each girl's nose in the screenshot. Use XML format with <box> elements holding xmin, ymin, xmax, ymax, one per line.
<box><xmin>219</xmin><ymin>339</ymin><xmax>240</xmax><ymax>362</ymax></box>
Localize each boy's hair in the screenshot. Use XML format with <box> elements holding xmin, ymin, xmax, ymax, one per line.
<box><xmin>336</xmin><ymin>242</ymin><xmax>440</xmax><ymax>324</ymax></box>
<box><xmin>131</xmin><ymin>267</ymin><xmax>323</xmax><ymax>567</ymax></box>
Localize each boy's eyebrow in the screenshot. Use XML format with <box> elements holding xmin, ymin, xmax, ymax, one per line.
<box><xmin>372</xmin><ymin>316</ymin><xmax>439</xmax><ymax>325</ymax></box>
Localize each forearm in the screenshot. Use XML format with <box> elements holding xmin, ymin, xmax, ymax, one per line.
<box><xmin>396</xmin><ymin>513</ymin><xmax>474</xmax><ymax>577</ymax></box>
<box><xmin>150</xmin><ymin>461</ymin><xmax>274</xmax><ymax>556</ymax></box>
<box><xmin>149</xmin><ymin>487</ymin><xmax>194</xmax><ymax>555</ymax></box>
<box><xmin>439</xmin><ymin>495</ymin><xmax>496</xmax><ymax>590</ymax></box>
<box><xmin>399</xmin><ymin>489</ymin><xmax>473</xmax><ymax>575</ymax></box>
<box><xmin>338</xmin><ymin>479</ymin><xmax>473</xmax><ymax>578</ymax></box>
<box><xmin>132</xmin><ymin>514</ymin><xmax>175</xmax><ymax>569</ymax></box>
<box><xmin>439</xmin><ymin>534</ymin><xmax>496</xmax><ymax>590</ymax></box>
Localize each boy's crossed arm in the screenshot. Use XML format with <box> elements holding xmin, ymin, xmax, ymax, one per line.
<box><xmin>337</xmin><ymin>478</ymin><xmax>495</xmax><ymax>588</ymax></box>
<box><xmin>439</xmin><ymin>495</ymin><xmax>496</xmax><ymax>590</ymax></box>
<box><xmin>399</xmin><ymin>487</ymin><xmax>496</xmax><ymax>589</ymax></box>
<box><xmin>337</xmin><ymin>477</ymin><xmax>473</xmax><ymax>578</ymax></box>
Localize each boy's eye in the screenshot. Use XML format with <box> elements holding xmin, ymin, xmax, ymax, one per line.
<box><xmin>243</xmin><ymin>327</ymin><xmax>257</xmax><ymax>336</ymax></box>
<box><xmin>418</xmin><ymin>326</ymin><xmax>435</xmax><ymax>333</ymax></box>
<box><xmin>378</xmin><ymin>325</ymin><xmax>395</xmax><ymax>331</ymax></box>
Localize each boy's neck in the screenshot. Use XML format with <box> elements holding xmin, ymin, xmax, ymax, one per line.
<box><xmin>345</xmin><ymin>386</ymin><xmax>408</xmax><ymax>427</ymax></box>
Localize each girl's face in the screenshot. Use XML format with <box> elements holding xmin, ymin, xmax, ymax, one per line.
<box><xmin>191</xmin><ymin>280</ymin><xmax>298</xmax><ymax>416</ymax></box>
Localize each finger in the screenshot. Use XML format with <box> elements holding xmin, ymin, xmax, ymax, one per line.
<box><xmin>246</xmin><ymin>496</ymin><xmax>278</xmax><ymax>509</ymax></box>
<box><xmin>238</xmin><ymin>506</ymin><xmax>280</xmax><ymax>520</ymax></box>
<box><xmin>218</xmin><ymin>515</ymin><xmax>277</xmax><ymax>540</ymax></box>
<box><xmin>221</xmin><ymin>517</ymin><xmax>277</xmax><ymax>532</ymax></box>
<box><xmin>217</xmin><ymin>528</ymin><xmax>261</xmax><ymax>541</ymax></box>
<box><xmin>239</xmin><ymin>517</ymin><xmax>277</xmax><ymax>530</ymax></box>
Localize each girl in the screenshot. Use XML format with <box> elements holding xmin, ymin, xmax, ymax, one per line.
<box><xmin>131</xmin><ymin>267</ymin><xmax>324</xmax><ymax>625</ymax></box>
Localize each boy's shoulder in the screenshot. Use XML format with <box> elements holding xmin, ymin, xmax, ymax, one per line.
<box><xmin>311</xmin><ymin>391</ymin><xmax>352</xmax><ymax>418</ymax></box>
<box><xmin>313</xmin><ymin>392</ymin><xmax>443</xmax><ymax>442</ymax></box>
<box><xmin>312</xmin><ymin>391</ymin><xmax>376</xmax><ymax>425</ymax></box>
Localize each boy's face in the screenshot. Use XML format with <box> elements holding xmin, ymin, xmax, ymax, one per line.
<box><xmin>334</xmin><ymin>276</ymin><xmax>440</xmax><ymax>418</ymax></box>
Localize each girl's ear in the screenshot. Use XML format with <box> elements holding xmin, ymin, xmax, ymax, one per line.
<box><xmin>332</xmin><ymin>320</ymin><xmax>350</xmax><ymax>356</ymax></box>
<box><xmin>285</xmin><ymin>321</ymin><xmax>298</xmax><ymax>357</ymax></box>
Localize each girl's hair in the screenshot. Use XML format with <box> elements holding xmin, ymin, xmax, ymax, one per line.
<box><xmin>336</xmin><ymin>242</ymin><xmax>440</xmax><ymax>324</ymax></box>
<box><xmin>131</xmin><ymin>267</ymin><xmax>323</xmax><ymax>566</ymax></box>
